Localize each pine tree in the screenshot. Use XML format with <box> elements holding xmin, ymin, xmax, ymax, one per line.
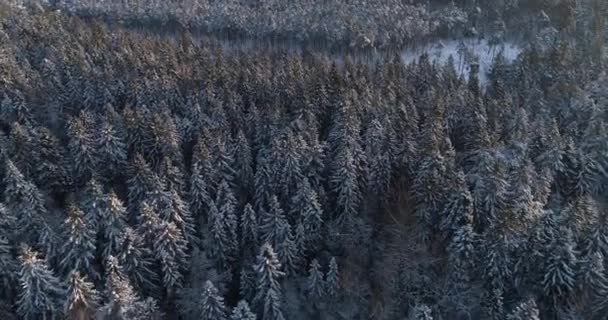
<box><xmin>0</xmin><ymin>236</ymin><xmax>16</xmax><ymax>297</ymax></box>
<box><xmin>3</xmin><ymin>160</ymin><xmax>46</xmax><ymax>242</ymax></box>
<box><xmin>117</xmin><ymin>227</ymin><xmax>158</xmax><ymax>295</ymax></box>
<box><xmin>325</xmin><ymin>257</ymin><xmax>340</xmax><ymax>298</ymax></box>
<box><xmin>216</xmin><ymin>180</ymin><xmax>239</xmax><ymax>257</ymax></box>
<box><xmin>233</xmin><ymin>130</ymin><xmax>254</xmax><ymax>195</ymax></box>
<box><xmin>288</xmin><ymin>178</ymin><xmax>323</xmax><ymax>250</ymax></box>
<box><xmin>100</xmin><ymin>192</ymin><xmax>128</xmax><ymax>260</ymax></box>
<box><xmin>413</xmin><ymin>134</ymin><xmax>448</xmax><ymax>237</ymax></box>
<box><xmin>189</xmin><ymin>155</ymin><xmax>213</xmax><ymax>219</ymax></box>
<box><xmin>7</xmin><ymin>122</ymin><xmax>38</xmax><ymax>180</ymax></box>
<box><xmin>541</xmin><ymin>227</ymin><xmax>578</xmax><ymax>308</ymax></box>
<box><xmin>306</xmin><ymin>259</ymin><xmax>325</xmax><ymax>300</ymax></box>
<box><xmin>67</xmin><ymin>112</ymin><xmax>98</xmax><ymax>185</ymax></box>
<box><xmin>17</xmin><ymin>246</ymin><xmax>66</xmax><ymax>320</ymax></box>
<box><xmin>481</xmin><ymin>288</ymin><xmax>505</xmax><ymax>320</ymax></box>
<box><xmin>329</xmin><ymin>146</ymin><xmax>362</xmax><ymax>225</ymax></box>
<box><xmin>260</xmin><ymin>196</ymin><xmax>289</xmax><ymax>249</ymax></box>
<box><xmin>448</xmin><ymin>225</ymin><xmax>478</xmax><ymax>288</ymax></box>
<box><xmin>79</xmin><ymin>179</ymin><xmax>105</xmax><ymax>232</ymax></box>
<box><xmin>95</xmin><ymin>120</ymin><xmax>127</xmax><ymax>181</ymax></box>
<box><xmin>240</xmin><ymin>203</ymin><xmax>259</xmax><ymax>255</ymax></box>
<box><xmin>59</xmin><ymin>204</ymin><xmax>98</xmax><ymax>280</ymax></box>
<box><xmin>34</xmin><ymin>127</ymin><xmax>70</xmax><ymax>191</ymax></box>
<box><xmin>148</xmin><ymin>188</ymin><xmax>195</xmax><ymax>244</ymax></box>
<box><xmin>153</xmin><ymin>220</ymin><xmax>187</xmax><ymax>295</ymax></box>
<box><xmin>102</xmin><ymin>256</ymin><xmax>159</xmax><ymax>320</ymax></box>
<box><xmin>201</xmin><ymin>281</ymin><xmax>228</xmax><ymax>320</ymax></box>
<box><xmin>254</xmin><ymin>150</ymin><xmax>275</xmax><ymax>211</ymax></box>
<box><xmin>507</xmin><ymin>298</ymin><xmax>540</xmax><ymax>320</ymax></box>
<box><xmin>159</xmin><ymin>157</ymin><xmax>185</xmax><ymax>197</ymax></box>
<box><xmin>231</xmin><ymin>300</ymin><xmax>256</xmax><ymax>320</ymax></box>
<box><xmin>253</xmin><ymin>244</ymin><xmax>285</xmax><ymax>320</ymax></box>
<box><xmin>364</xmin><ymin>118</ymin><xmax>392</xmax><ymax>199</ymax></box>
<box><xmin>409</xmin><ymin>304</ymin><xmax>433</xmax><ymax>320</ymax></box>
<box><xmin>207</xmin><ymin>200</ymin><xmax>231</xmax><ymax>265</ymax></box>
<box><xmin>64</xmin><ymin>271</ymin><xmax>100</xmax><ymax>320</ymax></box>
<box><xmin>127</xmin><ymin>153</ymin><xmax>165</xmax><ymax>216</ymax></box>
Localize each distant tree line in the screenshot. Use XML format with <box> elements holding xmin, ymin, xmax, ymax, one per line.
<box><xmin>0</xmin><ymin>3</ymin><xmax>607</xmax><ymax>320</ymax></box>
<box><xmin>7</xmin><ymin>0</ymin><xmax>605</xmax><ymax>51</ymax></box>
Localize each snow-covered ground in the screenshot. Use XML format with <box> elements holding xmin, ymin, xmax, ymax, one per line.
<box><xmin>126</xmin><ymin>26</ymin><xmax>523</xmax><ymax>85</ymax></box>
<box><xmin>402</xmin><ymin>39</ymin><xmax>522</xmax><ymax>84</ymax></box>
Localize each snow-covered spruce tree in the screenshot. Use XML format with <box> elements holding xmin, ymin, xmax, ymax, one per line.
<box><xmin>577</xmin><ymin>252</ymin><xmax>608</xmax><ymax>315</ymax></box>
<box><xmin>259</xmin><ymin>196</ymin><xmax>289</xmax><ymax>250</ymax></box>
<box><xmin>153</xmin><ymin>220</ymin><xmax>188</xmax><ymax>296</ymax></box>
<box><xmin>328</xmin><ymin>145</ymin><xmax>362</xmax><ymax>227</ymax></box>
<box><xmin>254</xmin><ymin>150</ymin><xmax>275</xmax><ymax>211</ymax></box>
<box><xmin>413</xmin><ymin>132</ymin><xmax>448</xmax><ymax>239</ymax></box>
<box><xmin>233</xmin><ymin>129</ymin><xmax>254</xmax><ymax>196</ymax></box>
<box><xmin>17</xmin><ymin>246</ymin><xmax>66</xmax><ymax>320</ymax></box>
<box><xmin>78</xmin><ymin>178</ymin><xmax>105</xmax><ymax>232</ymax></box>
<box><xmin>471</xmin><ymin>156</ymin><xmax>509</xmax><ymax>232</ymax></box>
<box><xmin>213</xmin><ymin>136</ymin><xmax>237</xmax><ymax>192</ymax></box>
<box><xmin>3</xmin><ymin>160</ymin><xmax>46</xmax><ymax>242</ymax></box>
<box><xmin>34</xmin><ymin>127</ymin><xmax>71</xmax><ymax>191</ymax></box>
<box><xmin>147</xmin><ymin>187</ymin><xmax>195</xmax><ymax>244</ymax></box>
<box><xmin>7</xmin><ymin>122</ymin><xmax>38</xmax><ymax>181</ymax></box>
<box><xmin>200</xmin><ymin>281</ymin><xmax>228</xmax><ymax>320</ymax></box>
<box><xmin>364</xmin><ymin>118</ymin><xmax>392</xmax><ymax>201</ymax></box>
<box><xmin>189</xmin><ymin>150</ymin><xmax>213</xmax><ymax>221</ymax></box>
<box><xmin>67</xmin><ymin>112</ymin><xmax>98</xmax><ymax>185</ymax></box>
<box><xmin>59</xmin><ymin>204</ymin><xmax>98</xmax><ymax>281</ymax></box>
<box><xmin>117</xmin><ymin>227</ymin><xmax>159</xmax><ymax>296</ymax></box>
<box><xmin>100</xmin><ymin>192</ymin><xmax>128</xmax><ymax>260</ymax></box>
<box><xmin>95</xmin><ymin>120</ymin><xmax>127</xmax><ymax>182</ymax></box>
<box><xmin>0</xmin><ymin>93</ymin><xmax>30</xmax><ymax>125</ymax></box>
<box><xmin>480</xmin><ymin>288</ymin><xmax>505</xmax><ymax>320</ymax></box>
<box><xmin>127</xmin><ymin>153</ymin><xmax>166</xmax><ymax>216</ymax></box>
<box><xmin>275</xmin><ymin>223</ymin><xmax>301</xmax><ymax>276</ymax></box>
<box><xmin>216</xmin><ymin>180</ymin><xmax>239</xmax><ymax>257</ymax></box>
<box><xmin>507</xmin><ymin>298</ymin><xmax>540</xmax><ymax>320</ymax></box>
<box><xmin>271</xmin><ymin>131</ymin><xmax>306</xmax><ymax>207</ymax></box>
<box><xmin>158</xmin><ymin>157</ymin><xmax>186</xmax><ymax>197</ymax></box>
<box><xmin>207</xmin><ymin>200</ymin><xmax>232</xmax><ymax>266</ymax></box>
<box><xmin>446</xmin><ymin>224</ymin><xmax>479</xmax><ymax>313</ymax></box>
<box><xmin>64</xmin><ymin>271</ymin><xmax>100</xmax><ymax>320</ymax></box>
<box><xmin>0</xmin><ymin>236</ymin><xmax>17</xmax><ymax>299</ymax></box>
<box><xmin>253</xmin><ymin>243</ymin><xmax>286</xmax><ymax>320</ymax></box>
<box><xmin>102</xmin><ymin>256</ymin><xmax>161</xmax><ymax>320</ymax></box>
<box><xmin>288</xmin><ymin>178</ymin><xmax>323</xmax><ymax>251</ymax></box>
<box><xmin>240</xmin><ymin>203</ymin><xmax>259</xmax><ymax>257</ymax></box>
<box><xmin>409</xmin><ymin>304</ymin><xmax>433</xmax><ymax>320</ymax></box>
<box><xmin>481</xmin><ymin>233</ymin><xmax>513</xmax><ymax>294</ymax></box>
<box><xmin>231</xmin><ymin>300</ymin><xmax>256</xmax><ymax>320</ymax></box>
<box><xmin>148</xmin><ymin>111</ymin><xmax>182</xmax><ymax>167</ymax></box>
<box><xmin>325</xmin><ymin>257</ymin><xmax>340</xmax><ymax>298</ymax></box>
<box><xmin>541</xmin><ymin>227</ymin><xmax>578</xmax><ymax>311</ymax></box>
<box><xmin>306</xmin><ymin>259</ymin><xmax>325</xmax><ymax>300</ymax></box>
<box><xmin>439</xmin><ymin>171</ymin><xmax>474</xmax><ymax>241</ymax></box>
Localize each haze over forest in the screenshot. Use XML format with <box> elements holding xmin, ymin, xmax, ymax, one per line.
<box><xmin>0</xmin><ymin>1</ymin><xmax>607</xmax><ymax>320</ymax></box>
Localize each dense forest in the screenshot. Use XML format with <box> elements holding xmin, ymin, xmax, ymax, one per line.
<box><xmin>0</xmin><ymin>1</ymin><xmax>608</xmax><ymax>320</ymax></box>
